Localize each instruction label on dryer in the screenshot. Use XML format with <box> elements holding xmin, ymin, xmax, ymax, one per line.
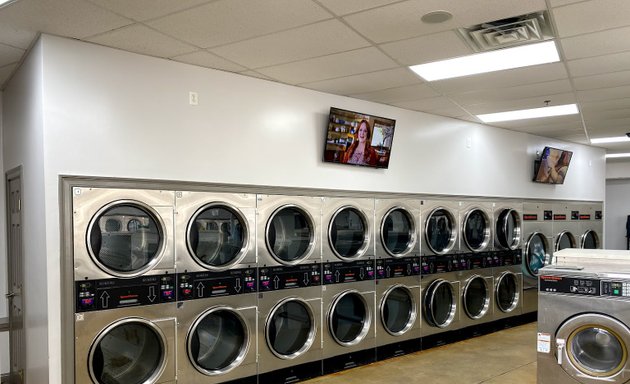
<box><xmin>537</xmin><ymin>332</ymin><xmax>551</xmax><ymax>353</ymax></box>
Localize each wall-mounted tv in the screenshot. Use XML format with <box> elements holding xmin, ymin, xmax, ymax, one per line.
<box><xmin>323</xmin><ymin>107</ymin><xmax>396</xmax><ymax>169</ymax></box>
<box><xmin>533</xmin><ymin>146</ymin><xmax>573</xmax><ymax>184</ymax></box>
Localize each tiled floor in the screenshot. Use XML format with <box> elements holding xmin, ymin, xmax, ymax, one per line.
<box><xmin>305</xmin><ymin>322</ymin><xmax>537</xmax><ymax>384</ymax></box>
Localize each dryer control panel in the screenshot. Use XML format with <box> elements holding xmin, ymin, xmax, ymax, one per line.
<box><xmin>538</xmin><ymin>275</ymin><xmax>630</xmax><ymax>297</ymax></box>
<box><xmin>258</xmin><ymin>263</ymin><xmax>321</xmax><ymax>291</ymax></box>
<box><xmin>177</xmin><ymin>268</ymin><xmax>257</xmax><ymax>301</ymax></box>
<box><xmin>376</xmin><ymin>257</ymin><xmax>420</xmax><ymax>279</ymax></box>
<box><xmin>323</xmin><ymin>260</ymin><xmax>375</xmax><ymax>284</ymax></box>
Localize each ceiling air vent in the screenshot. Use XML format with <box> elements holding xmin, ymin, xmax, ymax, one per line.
<box><xmin>458</xmin><ymin>11</ymin><xmax>554</xmax><ymax>52</ymax></box>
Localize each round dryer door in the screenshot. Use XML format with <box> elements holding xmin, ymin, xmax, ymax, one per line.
<box><xmin>463</xmin><ymin>209</ymin><xmax>490</xmax><ymax>252</ymax></box>
<box><xmin>495</xmin><ymin>209</ymin><xmax>521</xmax><ymax>250</ymax></box>
<box><xmin>556</xmin><ymin>231</ymin><xmax>577</xmax><ymax>252</ymax></box>
<box><xmin>187</xmin><ymin>307</ymin><xmax>249</xmax><ymax>375</ymax></box>
<box><xmin>88</xmin><ymin>201</ymin><xmax>165</xmax><ymax>277</ymax></box>
<box><xmin>266</xmin><ymin>299</ymin><xmax>316</xmax><ymax>359</ymax></box>
<box><xmin>581</xmin><ymin>230</ymin><xmax>600</xmax><ymax>249</ymax></box>
<box><xmin>556</xmin><ymin>314</ymin><xmax>630</xmax><ymax>382</ymax></box>
<box><xmin>187</xmin><ymin>204</ymin><xmax>248</xmax><ymax>269</ymax></box>
<box><xmin>329</xmin><ymin>291</ymin><xmax>371</xmax><ymax>346</ymax></box>
<box><xmin>463</xmin><ymin>276</ymin><xmax>490</xmax><ymax>319</ymax></box>
<box><xmin>381</xmin><ymin>285</ymin><xmax>417</xmax><ymax>336</ymax></box>
<box><xmin>525</xmin><ymin>232</ymin><xmax>549</xmax><ymax>277</ymax></box>
<box><xmin>424</xmin><ymin>279</ymin><xmax>456</xmax><ymax>328</ymax></box>
<box><xmin>496</xmin><ymin>272</ymin><xmax>519</xmax><ymax>313</ymax></box>
<box><xmin>380</xmin><ymin>207</ymin><xmax>416</xmax><ymax>257</ymax></box>
<box><xmin>266</xmin><ymin>206</ymin><xmax>315</xmax><ymax>264</ymax></box>
<box><xmin>425</xmin><ymin>208</ymin><xmax>457</xmax><ymax>254</ymax></box>
<box><xmin>89</xmin><ymin>319</ymin><xmax>167</xmax><ymax>384</ymax></box>
<box><xmin>328</xmin><ymin>207</ymin><xmax>369</xmax><ymax>260</ymax></box>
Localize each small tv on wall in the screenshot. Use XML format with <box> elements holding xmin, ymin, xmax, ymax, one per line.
<box><xmin>323</xmin><ymin>107</ymin><xmax>396</xmax><ymax>169</ymax></box>
<box><xmin>533</xmin><ymin>146</ymin><xmax>573</xmax><ymax>184</ymax></box>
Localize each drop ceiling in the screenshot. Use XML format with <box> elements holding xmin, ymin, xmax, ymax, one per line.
<box><xmin>1</xmin><ymin>0</ymin><xmax>629</xmax><ymax>157</ymax></box>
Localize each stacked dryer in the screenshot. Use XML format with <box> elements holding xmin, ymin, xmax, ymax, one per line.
<box><xmin>551</xmin><ymin>203</ymin><xmax>580</xmax><ymax>260</ymax></box>
<box><xmin>73</xmin><ymin>187</ymin><xmax>178</xmax><ymax>384</ymax></box>
<box><xmin>321</xmin><ymin>196</ymin><xmax>376</xmax><ymax>374</ymax></box>
<box><xmin>256</xmin><ymin>194</ymin><xmax>324</xmax><ymax>383</ymax></box>
<box><xmin>420</xmin><ymin>199</ymin><xmax>462</xmax><ymax>347</ymax></box>
<box><xmin>374</xmin><ymin>198</ymin><xmax>421</xmax><ymax>360</ymax></box>
<box><xmin>521</xmin><ymin>202</ymin><xmax>552</xmax><ymax>315</ymax></box>
<box><xmin>579</xmin><ymin>203</ymin><xmax>603</xmax><ymax>249</ymax></box>
<box><xmin>175</xmin><ymin>191</ymin><xmax>258</xmax><ymax>384</ymax></box>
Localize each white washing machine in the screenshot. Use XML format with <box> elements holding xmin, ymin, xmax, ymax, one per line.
<box><xmin>538</xmin><ymin>264</ymin><xmax>630</xmax><ymax>383</ymax></box>
<box><xmin>374</xmin><ymin>198</ymin><xmax>420</xmax><ymax>259</ymax></box>
<box><xmin>421</xmin><ymin>199</ymin><xmax>460</xmax><ymax>257</ymax></box>
<box><xmin>522</xmin><ymin>202</ymin><xmax>553</xmax><ymax>314</ymax></box>
<box><xmin>579</xmin><ymin>203</ymin><xmax>603</xmax><ymax>249</ymax></box>
<box><xmin>551</xmin><ymin>203</ymin><xmax>580</xmax><ymax>256</ymax></box>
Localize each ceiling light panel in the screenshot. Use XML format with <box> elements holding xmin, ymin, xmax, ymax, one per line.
<box><xmin>606</xmin><ymin>153</ymin><xmax>630</xmax><ymax>158</ymax></box>
<box><xmin>476</xmin><ymin>103</ymin><xmax>578</xmax><ymax>123</ymax></box>
<box><xmin>590</xmin><ymin>136</ymin><xmax>630</xmax><ymax>144</ymax></box>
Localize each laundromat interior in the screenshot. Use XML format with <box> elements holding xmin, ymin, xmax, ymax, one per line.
<box><xmin>1</xmin><ymin>1</ymin><xmax>630</xmax><ymax>383</ymax></box>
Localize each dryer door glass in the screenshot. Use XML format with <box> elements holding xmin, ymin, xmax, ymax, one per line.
<box><xmin>425</xmin><ymin>281</ymin><xmax>456</xmax><ymax>327</ymax></box>
<box><xmin>464</xmin><ymin>209</ymin><xmax>489</xmax><ymax>251</ymax></box>
<box><xmin>496</xmin><ymin>273</ymin><xmax>518</xmax><ymax>313</ymax></box>
<box><xmin>426</xmin><ymin>209</ymin><xmax>455</xmax><ymax>254</ymax></box>
<box><xmin>188</xmin><ymin>205</ymin><xmax>247</xmax><ymax>268</ymax></box>
<box><xmin>496</xmin><ymin>209</ymin><xmax>520</xmax><ymax>250</ymax></box>
<box><xmin>556</xmin><ymin>231</ymin><xmax>576</xmax><ymax>251</ymax></box>
<box><xmin>90</xmin><ymin>321</ymin><xmax>165</xmax><ymax>384</ymax></box>
<box><xmin>331</xmin><ymin>292</ymin><xmax>370</xmax><ymax>345</ymax></box>
<box><xmin>381</xmin><ymin>208</ymin><xmax>414</xmax><ymax>256</ymax></box>
<box><xmin>569</xmin><ymin>327</ymin><xmax>625</xmax><ymax>376</ymax></box>
<box><xmin>89</xmin><ymin>203</ymin><xmax>163</xmax><ymax>274</ymax></box>
<box><xmin>464</xmin><ymin>277</ymin><xmax>489</xmax><ymax>319</ymax></box>
<box><xmin>189</xmin><ymin>309</ymin><xmax>247</xmax><ymax>374</ymax></box>
<box><xmin>582</xmin><ymin>230</ymin><xmax>599</xmax><ymax>249</ymax></box>
<box><xmin>267</xmin><ymin>206</ymin><xmax>314</xmax><ymax>263</ymax></box>
<box><xmin>267</xmin><ymin>300</ymin><xmax>314</xmax><ymax>358</ymax></box>
<box><xmin>382</xmin><ymin>287</ymin><xmax>415</xmax><ymax>335</ymax></box>
<box><xmin>525</xmin><ymin>233</ymin><xmax>547</xmax><ymax>276</ymax></box>
<box><xmin>329</xmin><ymin>208</ymin><xmax>367</xmax><ymax>259</ymax></box>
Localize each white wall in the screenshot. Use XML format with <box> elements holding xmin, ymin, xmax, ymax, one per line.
<box><xmin>2</xmin><ymin>40</ymin><xmax>49</xmax><ymax>384</ymax></box>
<box><xmin>0</xmin><ymin>90</ymin><xmax>8</xmax><ymax>376</ymax></box>
<box><xmin>605</xmin><ymin>178</ymin><xmax>630</xmax><ymax>250</ymax></box>
<box><xmin>607</xmin><ymin>161</ymin><xmax>630</xmax><ymax>179</ymax></box>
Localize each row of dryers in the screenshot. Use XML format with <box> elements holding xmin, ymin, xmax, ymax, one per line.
<box><xmin>70</xmin><ymin>187</ymin><xmax>602</xmax><ymax>384</ymax></box>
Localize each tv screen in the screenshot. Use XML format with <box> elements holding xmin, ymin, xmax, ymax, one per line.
<box><xmin>323</xmin><ymin>107</ymin><xmax>396</xmax><ymax>169</ymax></box>
<box><xmin>533</xmin><ymin>146</ymin><xmax>573</xmax><ymax>184</ymax></box>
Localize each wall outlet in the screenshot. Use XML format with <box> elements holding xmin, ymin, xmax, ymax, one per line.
<box><xmin>189</xmin><ymin>92</ymin><xmax>199</xmax><ymax>106</ymax></box>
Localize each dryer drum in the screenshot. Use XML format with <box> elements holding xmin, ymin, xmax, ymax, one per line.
<box><xmin>424</xmin><ymin>279</ymin><xmax>456</xmax><ymax>328</ymax></box>
<box><xmin>495</xmin><ymin>209</ymin><xmax>521</xmax><ymax>250</ymax></box>
<box><xmin>329</xmin><ymin>207</ymin><xmax>369</xmax><ymax>260</ymax></box>
<box><xmin>329</xmin><ymin>291</ymin><xmax>371</xmax><ymax>346</ymax></box>
<box><xmin>581</xmin><ymin>230</ymin><xmax>600</xmax><ymax>249</ymax></box>
<box><xmin>187</xmin><ymin>204</ymin><xmax>248</xmax><ymax>269</ymax></box>
<box><xmin>187</xmin><ymin>307</ymin><xmax>249</xmax><ymax>375</ymax></box>
<box><xmin>381</xmin><ymin>207</ymin><xmax>415</xmax><ymax>257</ymax></box>
<box><xmin>425</xmin><ymin>208</ymin><xmax>456</xmax><ymax>254</ymax></box>
<box><xmin>266</xmin><ymin>298</ymin><xmax>316</xmax><ymax>359</ymax></box>
<box><xmin>463</xmin><ymin>209</ymin><xmax>490</xmax><ymax>252</ymax></box>
<box><xmin>496</xmin><ymin>273</ymin><xmax>519</xmax><ymax>313</ymax></box>
<box><xmin>89</xmin><ymin>318</ymin><xmax>166</xmax><ymax>384</ymax></box>
<box><xmin>555</xmin><ymin>231</ymin><xmax>576</xmax><ymax>252</ymax></box>
<box><xmin>525</xmin><ymin>232</ymin><xmax>549</xmax><ymax>277</ymax></box>
<box><xmin>266</xmin><ymin>205</ymin><xmax>315</xmax><ymax>264</ymax></box>
<box><xmin>463</xmin><ymin>276</ymin><xmax>490</xmax><ymax>319</ymax></box>
<box><xmin>381</xmin><ymin>285</ymin><xmax>416</xmax><ymax>336</ymax></box>
<box><xmin>88</xmin><ymin>201</ymin><xmax>164</xmax><ymax>277</ymax></box>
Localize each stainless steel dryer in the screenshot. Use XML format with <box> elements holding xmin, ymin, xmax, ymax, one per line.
<box><xmin>538</xmin><ymin>264</ymin><xmax>630</xmax><ymax>383</ymax></box>
<box><xmin>492</xmin><ymin>250</ymin><xmax>523</xmax><ymax>322</ymax></box>
<box><xmin>552</xmin><ymin>203</ymin><xmax>580</xmax><ymax>257</ymax></box>
<box><xmin>459</xmin><ymin>200</ymin><xmax>493</xmax><ymax>255</ymax></box>
<box><xmin>522</xmin><ymin>202</ymin><xmax>553</xmax><ymax>314</ymax></box>
<box><xmin>579</xmin><ymin>203</ymin><xmax>603</xmax><ymax>250</ymax></box>
<box><xmin>421</xmin><ymin>199</ymin><xmax>460</xmax><ymax>257</ymax></box>
<box><xmin>322</xmin><ymin>196</ymin><xmax>374</xmax><ymax>263</ymax></box>
<box><xmin>494</xmin><ymin>202</ymin><xmax>523</xmax><ymax>257</ymax></box>
<box><xmin>375</xmin><ymin>198</ymin><xmax>420</xmax><ymax>259</ymax></box>
<box><xmin>457</xmin><ymin>263</ymin><xmax>494</xmax><ymax>333</ymax></box>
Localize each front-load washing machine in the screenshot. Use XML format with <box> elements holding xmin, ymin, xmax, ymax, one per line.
<box><xmin>522</xmin><ymin>202</ymin><xmax>553</xmax><ymax>314</ymax></box>
<box><xmin>257</xmin><ymin>262</ymin><xmax>323</xmax><ymax>382</ymax></box>
<box><xmin>551</xmin><ymin>203</ymin><xmax>580</xmax><ymax>257</ymax></box>
<box><xmin>492</xmin><ymin>250</ymin><xmax>522</xmax><ymax>323</ymax></box>
<box><xmin>579</xmin><ymin>203</ymin><xmax>603</xmax><ymax>250</ymax></box>
<box><xmin>421</xmin><ymin>200</ymin><xmax>460</xmax><ymax>258</ymax></box>
<box><xmin>538</xmin><ymin>264</ymin><xmax>630</xmax><ymax>383</ymax></box>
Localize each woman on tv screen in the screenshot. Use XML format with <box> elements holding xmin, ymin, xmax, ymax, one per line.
<box><xmin>342</xmin><ymin>119</ymin><xmax>378</xmax><ymax>166</ymax></box>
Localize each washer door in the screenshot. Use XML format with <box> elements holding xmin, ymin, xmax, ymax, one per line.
<box><xmin>89</xmin><ymin>318</ymin><xmax>167</xmax><ymax>384</ymax></box>
<box><xmin>425</xmin><ymin>208</ymin><xmax>457</xmax><ymax>254</ymax></box>
<box><xmin>187</xmin><ymin>307</ymin><xmax>249</xmax><ymax>375</ymax></box>
<box><xmin>424</xmin><ymin>279</ymin><xmax>456</xmax><ymax>328</ymax></box>
<box><xmin>328</xmin><ymin>207</ymin><xmax>369</xmax><ymax>260</ymax></box>
<box><xmin>88</xmin><ymin>201</ymin><xmax>165</xmax><ymax>277</ymax></box>
<box><xmin>463</xmin><ymin>276</ymin><xmax>490</xmax><ymax>320</ymax></box>
<box><xmin>495</xmin><ymin>272</ymin><xmax>519</xmax><ymax>313</ymax></box>
<box><xmin>525</xmin><ymin>232</ymin><xmax>549</xmax><ymax>277</ymax></box>
<box><xmin>329</xmin><ymin>291</ymin><xmax>371</xmax><ymax>346</ymax></box>
<box><xmin>556</xmin><ymin>314</ymin><xmax>630</xmax><ymax>383</ymax></box>
<box><xmin>266</xmin><ymin>299</ymin><xmax>316</xmax><ymax>359</ymax></box>
<box><xmin>381</xmin><ymin>285</ymin><xmax>417</xmax><ymax>336</ymax></box>
<box><xmin>581</xmin><ymin>230</ymin><xmax>600</xmax><ymax>249</ymax></box>
<box><xmin>495</xmin><ymin>209</ymin><xmax>521</xmax><ymax>250</ymax></box>
<box><xmin>266</xmin><ymin>205</ymin><xmax>315</xmax><ymax>265</ymax></box>
<box><xmin>555</xmin><ymin>231</ymin><xmax>577</xmax><ymax>252</ymax></box>
<box><xmin>463</xmin><ymin>209</ymin><xmax>490</xmax><ymax>252</ymax></box>
<box><xmin>187</xmin><ymin>204</ymin><xmax>249</xmax><ymax>270</ymax></box>
<box><xmin>381</xmin><ymin>207</ymin><xmax>416</xmax><ymax>257</ymax></box>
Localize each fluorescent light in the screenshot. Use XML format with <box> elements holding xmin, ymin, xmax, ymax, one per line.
<box><xmin>0</xmin><ymin>0</ymin><xmax>17</xmax><ymax>7</ymax></box>
<box><xmin>409</xmin><ymin>41</ymin><xmax>560</xmax><ymax>81</ymax></box>
<box><xmin>606</xmin><ymin>153</ymin><xmax>630</xmax><ymax>159</ymax></box>
<box><xmin>591</xmin><ymin>136</ymin><xmax>630</xmax><ymax>144</ymax></box>
<box><xmin>476</xmin><ymin>104</ymin><xmax>579</xmax><ymax>123</ymax></box>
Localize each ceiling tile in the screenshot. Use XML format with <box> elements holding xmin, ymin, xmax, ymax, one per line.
<box><xmin>462</xmin><ymin>92</ymin><xmax>577</xmax><ymax>114</ymax></box>
<box><xmin>567</xmin><ymin>51</ymin><xmax>630</xmax><ymax>77</ymax></box>
<box><xmin>577</xmin><ymin>85</ymin><xmax>630</xmax><ymax>103</ymax></box>
<box><xmin>316</xmin><ymin>0</ymin><xmax>400</xmax><ymax>16</ymax></box>
<box><xmin>210</xmin><ymin>19</ymin><xmax>370</xmax><ymax>69</ymax></box>
<box><xmin>349</xmin><ymin>83</ymin><xmax>440</xmax><ymax>104</ymax></box>
<box><xmin>299</xmin><ymin>68</ymin><xmax>422</xmax><ymax>95</ymax></box>
<box><xmin>255</xmin><ymin>47</ymin><xmax>398</xmax><ymax>84</ymax></box>
<box><xmin>0</xmin><ymin>63</ymin><xmax>18</xmax><ymax>86</ymax></box>
<box><xmin>392</xmin><ymin>96</ymin><xmax>462</xmax><ymax>111</ymax></box>
<box><xmin>560</xmin><ymin>25</ymin><xmax>630</xmax><ymax>60</ymax></box>
<box><xmin>0</xmin><ymin>43</ymin><xmax>24</xmax><ymax>67</ymax></box>
<box><xmin>431</xmin><ymin>63</ymin><xmax>568</xmax><ymax>95</ymax></box>
<box><xmin>87</xmin><ymin>0</ymin><xmax>212</xmax><ymax>22</ymax></box>
<box><xmin>88</xmin><ymin>24</ymin><xmax>197</xmax><ymax>58</ymax></box>
<box><xmin>549</xmin><ymin>0</ymin><xmax>585</xmax><ymax>6</ymax></box>
<box><xmin>450</xmin><ymin>79</ymin><xmax>573</xmax><ymax>106</ymax></box>
<box><xmin>171</xmin><ymin>50</ymin><xmax>248</xmax><ymax>72</ymax></box>
<box><xmin>553</xmin><ymin>132</ymin><xmax>588</xmax><ymax>144</ymax></box>
<box><xmin>148</xmin><ymin>0</ymin><xmax>331</xmax><ymax>48</ymax></box>
<box><xmin>0</xmin><ymin>0</ymin><xmax>132</xmax><ymax>39</ymax></box>
<box><xmin>583</xmin><ymin>108</ymin><xmax>630</xmax><ymax>122</ymax></box>
<box><xmin>238</xmin><ymin>71</ymin><xmax>274</xmax><ymax>81</ymax></box>
<box><xmin>580</xmin><ymin>97</ymin><xmax>630</xmax><ymax>112</ymax></box>
<box><xmin>573</xmin><ymin>70</ymin><xmax>630</xmax><ymax>91</ymax></box>
<box><xmin>0</xmin><ymin>23</ymin><xmax>37</xmax><ymax>49</ymax></box>
<box><xmin>552</xmin><ymin>0</ymin><xmax>630</xmax><ymax>38</ymax></box>
<box><xmin>379</xmin><ymin>31</ymin><xmax>472</xmax><ymax>65</ymax></box>
<box><xmin>343</xmin><ymin>0</ymin><xmax>546</xmax><ymax>43</ymax></box>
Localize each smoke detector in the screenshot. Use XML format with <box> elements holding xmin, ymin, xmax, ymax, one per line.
<box><xmin>458</xmin><ymin>11</ymin><xmax>554</xmax><ymax>52</ymax></box>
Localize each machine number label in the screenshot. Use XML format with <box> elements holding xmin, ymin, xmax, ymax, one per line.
<box><xmin>537</xmin><ymin>332</ymin><xmax>551</xmax><ymax>353</ymax></box>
